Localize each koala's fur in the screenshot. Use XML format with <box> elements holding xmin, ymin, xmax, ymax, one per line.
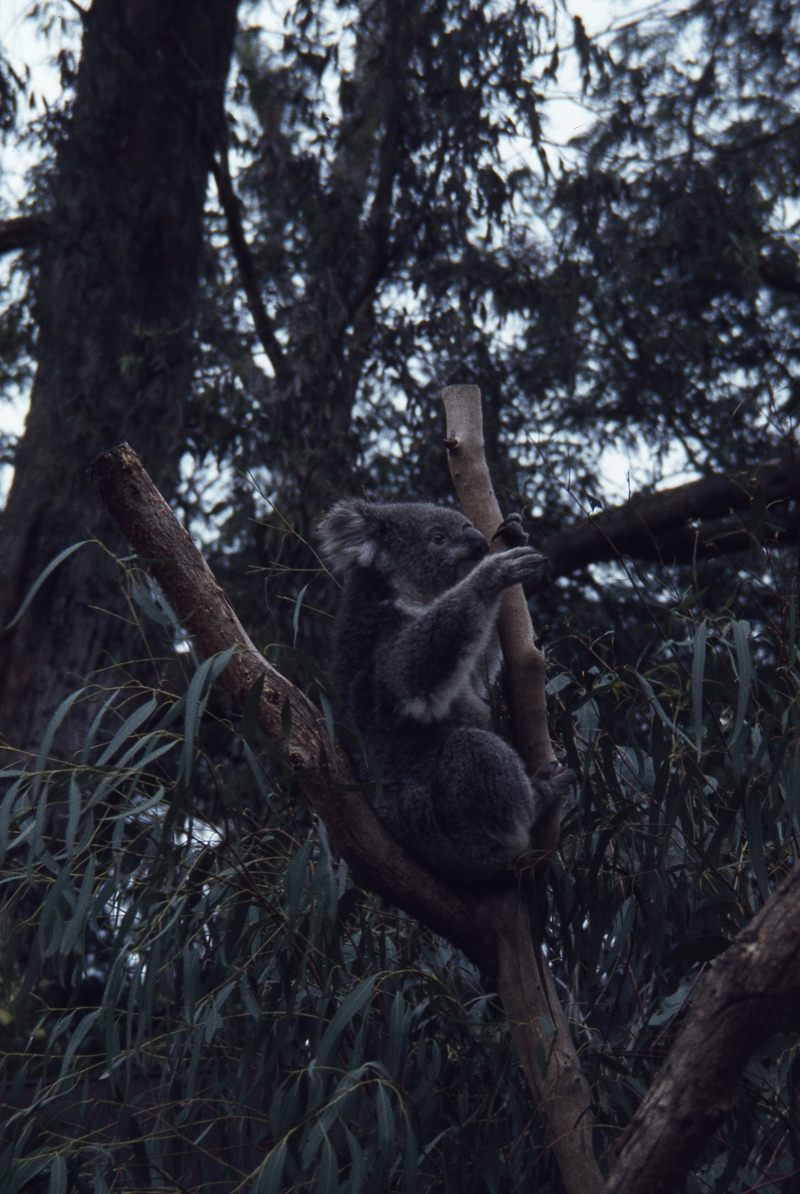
<box><xmin>316</xmin><ymin>499</ymin><xmax>571</xmax><ymax>885</ymax></box>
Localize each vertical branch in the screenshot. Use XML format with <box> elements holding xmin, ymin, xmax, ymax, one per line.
<box><xmin>491</xmin><ymin>893</ymin><xmax>603</xmax><ymax>1194</ymax></box>
<box><xmin>210</xmin><ymin>151</ymin><xmax>291</xmax><ymax>389</ymax></box>
<box><xmin>441</xmin><ymin>384</ymin><xmax>602</xmax><ymax>1194</ymax></box>
<box><xmin>442</xmin><ymin>384</ymin><xmax>559</xmax><ymax>851</ymax></box>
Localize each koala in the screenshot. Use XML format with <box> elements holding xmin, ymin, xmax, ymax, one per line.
<box><xmin>316</xmin><ymin>499</ymin><xmax>571</xmax><ymax>885</ymax></box>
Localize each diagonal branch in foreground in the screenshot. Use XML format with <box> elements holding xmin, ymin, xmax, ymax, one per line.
<box><xmin>88</xmin><ymin>441</ymin><xmax>602</xmax><ymax>1194</ymax></box>
<box><xmin>605</xmin><ymin>864</ymin><xmax>800</xmax><ymax>1194</ymax></box>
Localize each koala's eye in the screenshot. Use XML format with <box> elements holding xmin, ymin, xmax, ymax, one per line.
<box><xmin>431</xmin><ymin>531</ymin><xmax>446</xmax><ymax>545</ymax></box>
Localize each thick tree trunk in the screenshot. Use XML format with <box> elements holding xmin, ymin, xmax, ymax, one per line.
<box><xmin>0</xmin><ymin>0</ymin><xmax>239</xmax><ymax>756</ymax></box>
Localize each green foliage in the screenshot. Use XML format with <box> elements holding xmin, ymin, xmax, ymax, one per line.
<box><xmin>546</xmin><ymin>0</ymin><xmax>800</xmax><ymax>471</ymax></box>
<box><xmin>3</xmin><ymin>575</ymin><xmax>800</xmax><ymax>1192</ymax></box>
<box><xmin>176</xmin><ymin>0</ymin><xmax>800</xmax><ymax>669</ymax></box>
<box><xmin>543</xmin><ymin>591</ymin><xmax>800</xmax><ymax>1190</ymax></box>
<box><xmin>4</xmin><ymin>0</ymin><xmax>800</xmax><ymax>1187</ymax></box>
<box><xmin>5</xmin><ymin>0</ymin><xmax>800</xmax><ymax>661</ymax></box>
<box><xmin>0</xmin><ymin>655</ymin><xmax>550</xmax><ymax>1193</ymax></box>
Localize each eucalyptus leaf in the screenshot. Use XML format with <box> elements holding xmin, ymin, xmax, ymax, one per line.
<box><xmin>6</xmin><ymin>540</ymin><xmax>93</xmax><ymax>628</ymax></box>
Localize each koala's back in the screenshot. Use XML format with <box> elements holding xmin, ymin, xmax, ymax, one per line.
<box><xmin>317</xmin><ymin>499</ymin><xmax>567</xmax><ymax>883</ymax></box>
<box><xmin>329</xmin><ymin>567</ymin><xmax>404</xmax><ymax>732</ymax></box>
<box><xmin>330</xmin><ymin>567</ymin><xmax>444</xmax><ymax>799</ymax></box>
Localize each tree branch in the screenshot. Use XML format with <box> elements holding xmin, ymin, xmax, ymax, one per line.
<box><xmin>444</xmin><ymin>386</ymin><xmax>557</xmax><ymax>779</ymax></box>
<box><xmin>543</xmin><ymin>454</ymin><xmax>800</xmax><ymax>576</ymax></box>
<box><xmin>88</xmin><ymin>441</ymin><xmax>602</xmax><ymax>1193</ymax></box>
<box><xmin>442</xmin><ymin>385</ymin><xmax>603</xmax><ymax>1194</ymax></box>
<box><xmin>345</xmin><ymin>79</ymin><xmax>402</xmax><ymax>324</ymax></box>
<box><xmin>605</xmin><ymin>865</ymin><xmax>800</xmax><ymax>1194</ymax></box>
<box><xmin>0</xmin><ymin>215</ymin><xmax>49</xmax><ymax>255</ymax></box>
<box><xmin>88</xmin><ymin>443</ymin><xmax>507</xmax><ymax>977</ymax></box>
<box><xmin>90</xmin><ymin>442</ymin><xmax>800</xmax><ymax>1194</ymax></box>
<box><xmin>210</xmin><ymin>152</ymin><xmax>291</xmax><ymax>388</ymax></box>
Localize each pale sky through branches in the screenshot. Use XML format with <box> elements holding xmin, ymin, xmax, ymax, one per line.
<box><xmin>0</xmin><ymin>0</ymin><xmax>693</xmax><ymax>505</ymax></box>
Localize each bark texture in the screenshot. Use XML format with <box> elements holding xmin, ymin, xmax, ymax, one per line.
<box><xmin>91</xmin><ymin>443</ymin><xmax>800</xmax><ymax>1194</ymax></box>
<box><xmin>542</xmin><ymin>453</ymin><xmax>800</xmax><ymax>576</ymax></box>
<box><xmin>0</xmin><ymin>0</ymin><xmax>239</xmax><ymax>755</ymax></box>
<box><xmin>606</xmin><ymin>864</ymin><xmax>800</xmax><ymax>1194</ymax></box>
<box><xmin>442</xmin><ymin>385</ymin><xmax>602</xmax><ymax>1194</ymax></box>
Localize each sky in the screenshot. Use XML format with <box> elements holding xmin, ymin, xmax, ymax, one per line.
<box><xmin>1</xmin><ymin>1</ymin><xmax>73</xmax><ymax>204</ymax></box>
<box><xmin>0</xmin><ymin>1</ymin><xmax>78</xmax><ymax>500</ymax></box>
<box><xmin>0</xmin><ymin>0</ymin><xmax>694</xmax><ymax>505</ymax></box>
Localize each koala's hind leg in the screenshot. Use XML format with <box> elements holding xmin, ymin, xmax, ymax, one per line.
<box><xmin>425</xmin><ymin>727</ymin><xmax>551</xmax><ymax>883</ymax></box>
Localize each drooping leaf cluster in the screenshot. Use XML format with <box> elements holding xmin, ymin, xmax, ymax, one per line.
<box><xmin>167</xmin><ymin>0</ymin><xmax>800</xmax><ymax>665</ymax></box>
<box><xmin>3</xmin><ymin>2</ymin><xmax>800</xmax><ymax>1187</ymax></box>
<box><xmin>3</xmin><ymin>559</ymin><xmax>800</xmax><ymax>1192</ymax></box>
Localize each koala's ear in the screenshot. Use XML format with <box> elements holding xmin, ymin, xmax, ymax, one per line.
<box><xmin>316</xmin><ymin>500</ymin><xmax>381</xmax><ymax>573</ymax></box>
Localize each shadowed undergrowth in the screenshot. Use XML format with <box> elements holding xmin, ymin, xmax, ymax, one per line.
<box><xmin>3</xmin><ymin>567</ymin><xmax>800</xmax><ymax>1194</ymax></box>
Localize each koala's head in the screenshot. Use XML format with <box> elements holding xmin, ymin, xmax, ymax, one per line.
<box><xmin>316</xmin><ymin>500</ymin><xmax>488</xmax><ymax>598</ymax></box>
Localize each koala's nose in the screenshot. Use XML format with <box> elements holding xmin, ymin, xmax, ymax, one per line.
<box><xmin>462</xmin><ymin>526</ymin><xmax>489</xmax><ymax>559</ymax></box>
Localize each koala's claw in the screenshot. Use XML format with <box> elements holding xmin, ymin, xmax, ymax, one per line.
<box><xmin>493</xmin><ymin>512</ymin><xmax>529</xmax><ymax>548</ymax></box>
<box><xmin>497</xmin><ymin>544</ymin><xmax>548</xmax><ymax>586</ymax></box>
<box><xmin>533</xmin><ymin>760</ymin><xmax>575</xmax><ymax>812</ymax></box>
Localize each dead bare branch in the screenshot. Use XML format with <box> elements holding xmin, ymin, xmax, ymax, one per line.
<box><xmin>442</xmin><ymin>385</ymin><xmax>603</xmax><ymax>1194</ymax></box>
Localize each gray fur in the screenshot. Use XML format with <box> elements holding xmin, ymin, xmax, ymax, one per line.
<box><xmin>317</xmin><ymin>499</ymin><xmax>571</xmax><ymax>885</ymax></box>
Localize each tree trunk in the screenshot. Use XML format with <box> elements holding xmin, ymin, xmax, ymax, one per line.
<box><xmin>0</xmin><ymin>0</ymin><xmax>239</xmax><ymax>756</ymax></box>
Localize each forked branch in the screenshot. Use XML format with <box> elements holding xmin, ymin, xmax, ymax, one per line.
<box><xmin>89</xmin><ymin>439</ymin><xmax>800</xmax><ymax>1194</ymax></box>
<box><xmin>88</xmin><ymin>440</ymin><xmax>599</xmax><ymax>1194</ymax></box>
<box><xmin>88</xmin><ymin>443</ymin><xmax>491</xmax><ymax>969</ymax></box>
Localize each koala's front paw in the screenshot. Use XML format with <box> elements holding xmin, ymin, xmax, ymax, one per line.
<box><xmin>532</xmin><ymin>760</ymin><xmax>574</xmax><ymax>814</ymax></box>
<box><xmin>493</xmin><ymin>512</ymin><xmax>529</xmax><ymax>548</ymax></box>
<box><xmin>495</xmin><ymin>544</ymin><xmax>548</xmax><ymax>588</ymax></box>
